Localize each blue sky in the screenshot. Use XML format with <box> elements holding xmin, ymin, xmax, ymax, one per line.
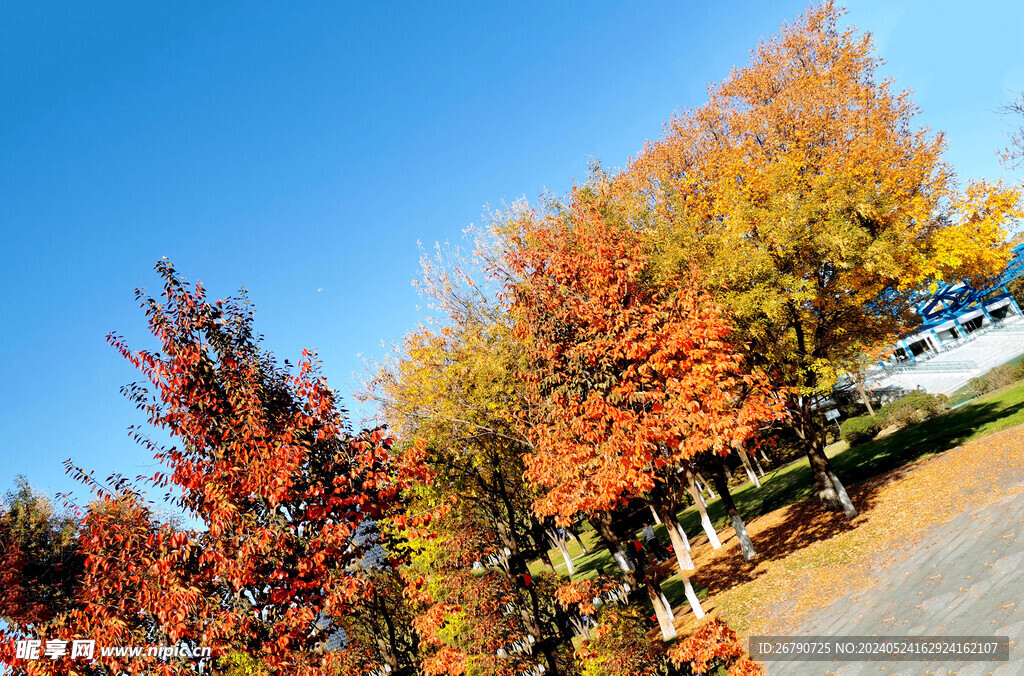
<box><xmin>2</xmin><ymin>1</ymin><xmax>1022</xmax><ymax>504</ymax></box>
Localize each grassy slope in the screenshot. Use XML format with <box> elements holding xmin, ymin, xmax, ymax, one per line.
<box><xmin>530</xmin><ymin>379</ymin><xmax>1024</xmax><ymax>610</ymax></box>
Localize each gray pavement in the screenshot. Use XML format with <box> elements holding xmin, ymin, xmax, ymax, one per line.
<box><xmin>763</xmin><ymin>486</ymin><xmax>1024</xmax><ymax>675</ymax></box>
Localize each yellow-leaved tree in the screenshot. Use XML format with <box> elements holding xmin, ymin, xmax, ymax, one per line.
<box><xmin>615</xmin><ymin>1</ymin><xmax>1022</xmax><ymax>515</ymax></box>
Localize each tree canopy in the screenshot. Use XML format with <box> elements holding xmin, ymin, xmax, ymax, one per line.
<box><xmin>612</xmin><ymin>0</ymin><xmax>1021</xmax><ymax>512</ymax></box>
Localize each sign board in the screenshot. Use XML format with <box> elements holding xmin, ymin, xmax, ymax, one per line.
<box><xmin>824</xmin><ymin>408</ymin><xmax>841</xmax><ymax>421</ymax></box>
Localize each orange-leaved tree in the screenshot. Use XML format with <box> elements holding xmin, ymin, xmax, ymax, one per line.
<box><xmin>505</xmin><ymin>190</ymin><xmax>784</xmax><ymax>639</ymax></box>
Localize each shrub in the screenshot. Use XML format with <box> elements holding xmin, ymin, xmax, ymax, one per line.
<box><xmin>966</xmin><ymin>376</ymin><xmax>989</xmax><ymax>397</ymax></box>
<box><xmin>883</xmin><ymin>402</ymin><xmax>925</xmax><ymax>428</ymax></box>
<box><xmin>1013</xmin><ymin>362</ymin><xmax>1024</xmax><ymax>382</ymax></box>
<box><xmin>577</xmin><ymin>606</ymin><xmax>667</xmax><ymax>676</ymax></box>
<box><xmin>968</xmin><ymin>364</ymin><xmax>1016</xmax><ymax>397</ymax></box>
<box><xmin>840</xmin><ymin>415</ymin><xmax>883</xmax><ymax>446</ymax></box>
<box><xmin>988</xmin><ymin>364</ymin><xmax>1015</xmax><ymax>388</ymax></box>
<box><xmin>669</xmin><ymin>616</ymin><xmax>761</xmax><ymax>676</ymax></box>
<box><xmin>877</xmin><ymin>391</ymin><xmax>948</xmax><ymax>428</ymax></box>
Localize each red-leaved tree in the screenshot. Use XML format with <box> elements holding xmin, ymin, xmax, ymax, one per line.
<box><xmin>2</xmin><ymin>261</ymin><xmax>411</xmax><ymax>676</ymax></box>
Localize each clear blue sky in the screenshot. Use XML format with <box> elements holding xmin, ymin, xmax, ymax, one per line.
<box><xmin>2</xmin><ymin>1</ymin><xmax>1022</xmax><ymax>504</ymax></box>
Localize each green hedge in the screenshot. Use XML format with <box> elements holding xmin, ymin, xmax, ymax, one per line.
<box><xmin>840</xmin><ymin>415</ymin><xmax>883</xmax><ymax>447</ymax></box>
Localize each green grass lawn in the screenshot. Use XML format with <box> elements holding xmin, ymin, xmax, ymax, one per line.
<box><xmin>531</xmin><ymin>378</ymin><xmax>1024</xmax><ymax>611</ymax></box>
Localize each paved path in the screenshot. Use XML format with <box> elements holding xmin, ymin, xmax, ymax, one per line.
<box><xmin>766</xmin><ymin>483</ymin><xmax>1024</xmax><ymax>675</ymax></box>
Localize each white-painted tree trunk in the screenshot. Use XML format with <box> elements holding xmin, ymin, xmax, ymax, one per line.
<box><xmin>612</xmin><ymin>551</ymin><xmax>633</xmax><ymax>573</ymax></box>
<box><xmin>558</xmin><ymin>542</ymin><xmax>575</xmax><ymax>577</ymax></box>
<box><xmin>686</xmin><ymin>471</ymin><xmax>708</xmax><ymax>508</ymax></box>
<box><xmin>570</xmin><ymin>615</ymin><xmax>591</xmax><ymax>640</ymax></box>
<box><xmin>830</xmin><ymin>471</ymin><xmax>857</xmax><ymax>518</ymax></box>
<box><xmin>649</xmin><ymin>505</ymin><xmax>663</xmax><ymax>525</ymax></box>
<box><xmin>687</xmin><ymin>477</ymin><xmax>721</xmax><ymax>549</ymax></box>
<box><xmin>649</xmin><ymin>585</ymin><xmax>677</xmax><ymax>640</ymax></box>
<box><xmin>681</xmin><ymin>576</ymin><xmax>705</xmax><ymax>619</ymax></box>
<box><xmin>752</xmin><ymin>453</ymin><xmax>766</xmax><ymax>477</ymax></box>
<box><xmin>675</xmin><ymin>521</ymin><xmax>691</xmax><ymax>552</ymax></box>
<box><xmin>660</xmin><ymin>590</ymin><xmax>675</xmax><ymax>622</ymax></box>
<box><xmin>696</xmin><ymin>473</ymin><xmax>717</xmax><ymax>499</ymax></box>
<box><xmin>544</xmin><ymin>527</ymin><xmax>572</xmax><ymax>577</ymax></box>
<box><xmin>664</xmin><ymin>517</ymin><xmax>695</xmax><ymax>570</ymax></box>
<box><xmin>698</xmin><ymin>506</ymin><xmax>722</xmax><ymax>549</ymax></box>
<box><xmin>731</xmin><ymin>514</ymin><xmax>756</xmax><ymax>561</ymax></box>
<box><xmin>694</xmin><ymin>474</ymin><xmax>707</xmax><ymax>498</ymax></box>
<box><xmin>738</xmin><ymin>450</ymin><xmax>761</xmax><ymax>488</ymax></box>
<box><xmin>567</xmin><ymin>527</ymin><xmax>588</xmax><ymax>554</ymax></box>
<box><xmin>695</xmin><ymin>485</ymin><xmax>707</xmax><ymax>508</ymax></box>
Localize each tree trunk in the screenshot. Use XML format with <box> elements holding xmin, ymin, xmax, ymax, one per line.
<box><xmin>374</xmin><ymin>593</ymin><xmax>401</xmax><ymax>674</ymax></box>
<box><xmin>674</xmin><ymin>520</ymin><xmax>691</xmax><ymax>552</ymax></box>
<box><xmin>506</xmin><ymin>564</ymin><xmax>561</xmax><ymax>676</ymax></box>
<box><xmin>710</xmin><ymin>459</ymin><xmax>756</xmax><ymax>561</ymax></box>
<box><xmin>686</xmin><ymin>473</ymin><xmax>721</xmax><ymax>549</ymax></box>
<box><xmin>544</xmin><ymin>527</ymin><xmax>575</xmax><ymax>577</ymax></box>
<box><xmin>752</xmin><ymin>452</ymin><xmax>766</xmax><ymax>477</ymax></box>
<box><xmin>647</xmin><ymin>580</ymin><xmax>677</xmax><ymax>640</ymax></box>
<box><xmin>566</xmin><ymin>524</ymin><xmax>588</xmax><ymax>554</ymax></box>
<box><xmin>804</xmin><ymin>428</ymin><xmax>858</xmax><ymax>517</ymax></box>
<box><xmin>856</xmin><ymin>381</ymin><xmax>875</xmax><ymax>416</ymax></box>
<box><xmin>529</xmin><ymin>518</ymin><xmax>557</xmax><ymax>572</ymax></box>
<box><xmin>657</xmin><ymin>504</ymin><xmax>694</xmax><ymax>572</ymax></box>
<box><xmin>737</xmin><ymin>448</ymin><xmax>761</xmax><ymax>488</ymax></box>
<box><xmin>649</xmin><ymin>504</ymin><xmax>663</xmax><ymax>525</ymax></box>
<box><xmin>693</xmin><ymin>481</ymin><xmax>707</xmax><ymax>508</ymax></box>
<box><xmin>494</xmin><ymin>506</ymin><xmax>563</xmax><ymax>676</ymax></box>
<box><xmin>696</xmin><ymin>473</ymin><xmax>716</xmax><ymax>499</ymax></box>
<box><xmin>798</xmin><ymin>411</ymin><xmax>856</xmax><ymax>518</ymax></box>
<box><xmin>793</xmin><ymin>397</ymin><xmax>858</xmax><ymax>518</ymax></box>
<box><xmin>541</xmin><ymin>645</ymin><xmax>560</xmax><ymax>676</ymax></box>
<box><xmin>660</xmin><ymin>588</ymin><xmax>679</xmax><ymax>636</ymax></box>
<box><xmin>558</xmin><ymin>541</ymin><xmax>575</xmax><ymax>577</ymax></box>
<box><xmin>589</xmin><ymin>513</ymin><xmax>637</xmax><ymax>588</ymax></box>
<box><xmin>550</xmin><ymin>593</ymin><xmax>579</xmax><ymax>647</ymax></box>
<box><xmin>681</xmin><ymin>575</ymin><xmax>705</xmax><ymax>619</ymax></box>
<box><xmin>570</xmin><ymin>613</ymin><xmax>592</xmax><ymax>640</ymax></box>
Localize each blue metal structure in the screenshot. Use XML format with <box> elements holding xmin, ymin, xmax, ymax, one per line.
<box><xmin>913</xmin><ymin>243</ymin><xmax>1024</xmax><ymax>332</ymax></box>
